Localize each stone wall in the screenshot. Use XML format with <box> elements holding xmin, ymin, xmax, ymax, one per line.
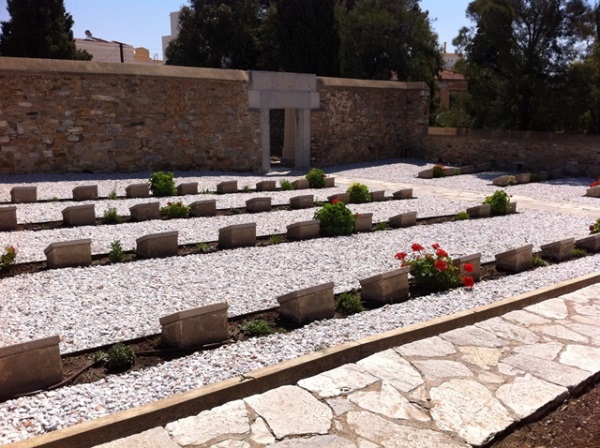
<box><xmin>311</xmin><ymin>78</ymin><xmax>429</xmax><ymax>167</ymax></box>
<box><xmin>417</xmin><ymin>128</ymin><xmax>600</xmax><ymax>177</ymax></box>
<box><xmin>0</xmin><ymin>57</ymin><xmax>262</xmax><ymax>174</ymax></box>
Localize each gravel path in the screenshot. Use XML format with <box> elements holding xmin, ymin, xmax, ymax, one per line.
<box><xmin>1</xmin><ymin>159</ymin><xmax>599</xmax><ymax>445</ymax></box>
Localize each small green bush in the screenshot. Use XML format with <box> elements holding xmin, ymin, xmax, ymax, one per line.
<box><xmin>530</xmin><ymin>172</ymin><xmax>541</xmax><ymax>182</ymax></box>
<box><xmin>0</xmin><ymin>245</ymin><xmax>16</xmax><ymax>269</ymax></box>
<box><xmin>241</xmin><ymin>319</ymin><xmax>275</xmax><ymax>337</ymax></box>
<box><xmin>305</xmin><ymin>168</ymin><xmax>326</xmax><ymax>188</ymax></box>
<box><xmin>483</xmin><ymin>190</ymin><xmax>510</xmax><ymax>216</ymax></box>
<box><xmin>336</xmin><ymin>292</ymin><xmax>365</xmax><ymax>316</ymax></box>
<box><xmin>374</xmin><ymin>221</ymin><xmax>390</xmax><ymax>231</ymax></box>
<box><xmin>269</xmin><ymin>235</ymin><xmax>283</xmax><ymax>245</ymax></box>
<box><xmin>532</xmin><ymin>256</ymin><xmax>548</xmax><ymax>267</ymax></box>
<box><xmin>104</xmin><ymin>343</ymin><xmax>135</xmax><ymax>372</ymax></box>
<box><xmin>432</xmin><ymin>164</ymin><xmax>446</xmax><ymax>178</ymax></box>
<box><xmin>347</xmin><ymin>183</ymin><xmax>371</xmax><ymax>203</ymax></box>
<box><xmin>107</xmin><ymin>190</ymin><xmax>118</xmax><ymax>200</ymax></box>
<box><xmin>102</xmin><ymin>207</ymin><xmax>122</xmax><ymax>225</ymax></box>
<box><xmin>280</xmin><ymin>179</ymin><xmax>295</xmax><ymax>191</ymax></box>
<box><xmin>196</xmin><ymin>242</ymin><xmax>213</xmax><ymax>253</ymax></box>
<box><xmin>150</xmin><ymin>171</ymin><xmax>177</xmax><ymax>197</ymax></box>
<box><xmin>455</xmin><ymin>211</ymin><xmax>470</xmax><ymax>220</ymax></box>
<box><xmin>573</xmin><ymin>248</ymin><xmax>587</xmax><ymax>258</ymax></box>
<box><xmin>108</xmin><ymin>239</ymin><xmax>125</xmax><ymax>263</ymax></box>
<box><xmin>161</xmin><ymin>200</ymin><xmax>190</xmax><ymax>219</ymax></box>
<box><xmin>589</xmin><ymin>218</ymin><xmax>600</xmax><ymax>234</ymax></box>
<box><xmin>507</xmin><ymin>175</ymin><xmax>517</xmax><ymax>186</ymax></box>
<box><xmin>313</xmin><ymin>201</ymin><xmax>356</xmax><ymax>236</ymax></box>
<box><xmin>242</xmin><ymin>185</ymin><xmax>252</xmax><ymax>193</ymax></box>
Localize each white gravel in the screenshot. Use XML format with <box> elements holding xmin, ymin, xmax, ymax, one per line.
<box><xmin>1</xmin><ymin>159</ymin><xmax>600</xmax><ymax>445</ymax></box>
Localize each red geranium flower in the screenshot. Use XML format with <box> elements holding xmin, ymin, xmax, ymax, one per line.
<box><xmin>434</xmin><ymin>259</ymin><xmax>448</xmax><ymax>271</ymax></box>
<box><xmin>436</xmin><ymin>248</ymin><xmax>448</xmax><ymax>257</ymax></box>
<box><xmin>462</xmin><ymin>276</ymin><xmax>475</xmax><ymax>287</ymax></box>
<box><xmin>463</xmin><ymin>263</ymin><xmax>474</xmax><ymax>273</ymax></box>
<box><xmin>411</xmin><ymin>243</ymin><xmax>425</xmax><ymax>252</ymax></box>
<box><xmin>432</xmin><ymin>243</ymin><xmax>440</xmax><ymax>250</ymax></box>
<box><xmin>332</xmin><ymin>198</ymin><xmax>340</xmax><ymax>205</ymax></box>
<box><xmin>395</xmin><ymin>252</ymin><xmax>407</xmax><ymax>261</ymax></box>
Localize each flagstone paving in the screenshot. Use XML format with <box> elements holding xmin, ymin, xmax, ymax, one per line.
<box><xmin>96</xmin><ymin>283</ymin><xmax>600</xmax><ymax>448</ymax></box>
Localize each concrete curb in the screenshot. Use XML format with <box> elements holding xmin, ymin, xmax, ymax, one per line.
<box><xmin>9</xmin><ymin>272</ymin><xmax>600</xmax><ymax>448</ymax></box>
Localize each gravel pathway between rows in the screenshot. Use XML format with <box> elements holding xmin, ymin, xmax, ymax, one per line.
<box><xmin>1</xmin><ymin>159</ymin><xmax>600</xmax><ymax>445</ymax></box>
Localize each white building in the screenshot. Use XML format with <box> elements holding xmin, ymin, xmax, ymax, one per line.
<box><xmin>75</xmin><ymin>36</ymin><xmax>135</xmax><ymax>63</ymax></box>
<box><xmin>161</xmin><ymin>11</ymin><xmax>181</xmax><ymax>61</ymax></box>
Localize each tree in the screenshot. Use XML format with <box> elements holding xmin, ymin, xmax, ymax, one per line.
<box><xmin>165</xmin><ymin>0</ymin><xmax>262</xmax><ymax>69</ymax></box>
<box><xmin>0</xmin><ymin>0</ymin><xmax>91</xmax><ymax>60</ymax></box>
<box><xmin>262</xmin><ymin>0</ymin><xmax>340</xmax><ymax>76</ymax></box>
<box><xmin>337</xmin><ymin>0</ymin><xmax>442</xmax><ymax>83</ymax></box>
<box><xmin>454</xmin><ymin>0</ymin><xmax>595</xmax><ymax>131</ymax></box>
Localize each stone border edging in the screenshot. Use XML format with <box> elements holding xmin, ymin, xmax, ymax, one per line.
<box><xmin>7</xmin><ymin>272</ymin><xmax>600</xmax><ymax>448</ymax></box>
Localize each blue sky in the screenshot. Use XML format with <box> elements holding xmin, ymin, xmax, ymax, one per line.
<box><xmin>0</xmin><ymin>0</ymin><xmax>472</xmax><ymax>60</ymax></box>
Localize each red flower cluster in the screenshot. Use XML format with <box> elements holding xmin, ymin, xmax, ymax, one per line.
<box><xmin>332</xmin><ymin>198</ymin><xmax>340</xmax><ymax>205</ymax></box>
<box><xmin>462</xmin><ymin>276</ymin><xmax>475</xmax><ymax>287</ymax></box>
<box><xmin>590</xmin><ymin>180</ymin><xmax>600</xmax><ymax>188</ymax></box>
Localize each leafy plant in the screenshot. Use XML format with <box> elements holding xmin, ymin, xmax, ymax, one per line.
<box><xmin>573</xmin><ymin>248</ymin><xmax>587</xmax><ymax>258</ymax></box>
<box><xmin>100</xmin><ymin>343</ymin><xmax>135</xmax><ymax>372</ymax></box>
<box><xmin>241</xmin><ymin>319</ymin><xmax>275</xmax><ymax>337</ymax></box>
<box><xmin>530</xmin><ymin>172</ymin><xmax>541</xmax><ymax>183</ymax></box>
<box><xmin>589</xmin><ymin>218</ymin><xmax>600</xmax><ymax>234</ymax></box>
<box><xmin>305</xmin><ymin>167</ymin><xmax>326</xmax><ymax>188</ymax></box>
<box><xmin>336</xmin><ymin>292</ymin><xmax>365</xmax><ymax>315</ymax></box>
<box><xmin>102</xmin><ymin>207</ymin><xmax>122</xmax><ymax>225</ymax></box>
<box><xmin>532</xmin><ymin>256</ymin><xmax>548</xmax><ymax>267</ymax></box>
<box><xmin>432</xmin><ymin>164</ymin><xmax>446</xmax><ymax>178</ymax></box>
<box><xmin>396</xmin><ymin>243</ymin><xmax>475</xmax><ymax>293</ymax></box>
<box><xmin>374</xmin><ymin>221</ymin><xmax>390</xmax><ymax>231</ymax></box>
<box><xmin>149</xmin><ymin>171</ymin><xmax>177</xmax><ymax>197</ymax></box>
<box><xmin>483</xmin><ymin>190</ymin><xmax>510</xmax><ymax>216</ymax></box>
<box><xmin>347</xmin><ymin>182</ymin><xmax>371</xmax><ymax>203</ymax></box>
<box><xmin>0</xmin><ymin>245</ymin><xmax>16</xmax><ymax>269</ymax></box>
<box><xmin>161</xmin><ymin>200</ymin><xmax>190</xmax><ymax>219</ymax></box>
<box><xmin>108</xmin><ymin>240</ymin><xmax>125</xmax><ymax>263</ymax></box>
<box><xmin>455</xmin><ymin>211</ymin><xmax>470</xmax><ymax>220</ymax></box>
<box><xmin>507</xmin><ymin>175</ymin><xmax>517</xmax><ymax>186</ymax></box>
<box><xmin>196</xmin><ymin>242</ymin><xmax>213</xmax><ymax>253</ymax></box>
<box><xmin>280</xmin><ymin>179</ymin><xmax>295</xmax><ymax>191</ymax></box>
<box><xmin>242</xmin><ymin>185</ymin><xmax>252</xmax><ymax>192</ymax></box>
<box><xmin>51</xmin><ymin>196</ymin><xmax>59</xmax><ymax>202</ymax></box>
<box><xmin>200</xmin><ymin>188</ymin><xmax>213</xmax><ymax>195</ymax></box>
<box><xmin>230</xmin><ymin>208</ymin><xmax>242</xmax><ymax>215</ymax></box>
<box><xmin>107</xmin><ymin>190</ymin><xmax>118</xmax><ymax>200</ymax></box>
<box><xmin>269</xmin><ymin>235</ymin><xmax>283</xmax><ymax>245</ymax></box>
<box><xmin>313</xmin><ymin>200</ymin><xmax>356</xmax><ymax>236</ymax></box>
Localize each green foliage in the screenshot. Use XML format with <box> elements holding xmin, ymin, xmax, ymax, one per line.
<box><xmin>432</xmin><ymin>164</ymin><xmax>446</xmax><ymax>178</ymax></box>
<box><xmin>102</xmin><ymin>207</ymin><xmax>122</xmax><ymax>225</ymax></box>
<box><xmin>374</xmin><ymin>221</ymin><xmax>390</xmax><ymax>231</ymax></box>
<box><xmin>149</xmin><ymin>171</ymin><xmax>177</xmax><ymax>197</ymax></box>
<box><xmin>108</xmin><ymin>240</ymin><xmax>125</xmax><ymax>263</ymax></box>
<box><xmin>161</xmin><ymin>201</ymin><xmax>190</xmax><ymax>219</ymax></box>
<box><xmin>336</xmin><ymin>292</ymin><xmax>365</xmax><ymax>316</ymax></box>
<box><xmin>313</xmin><ymin>201</ymin><xmax>356</xmax><ymax>236</ymax></box>
<box><xmin>241</xmin><ymin>319</ymin><xmax>275</xmax><ymax>337</ymax></box>
<box><xmin>0</xmin><ymin>245</ymin><xmax>16</xmax><ymax>269</ymax></box>
<box><xmin>530</xmin><ymin>172</ymin><xmax>541</xmax><ymax>183</ymax></box>
<box><xmin>269</xmin><ymin>235</ymin><xmax>283</xmax><ymax>245</ymax></box>
<box><xmin>165</xmin><ymin>0</ymin><xmax>261</xmax><ymax>69</ymax></box>
<box><xmin>573</xmin><ymin>248</ymin><xmax>587</xmax><ymax>258</ymax></box>
<box><xmin>589</xmin><ymin>218</ymin><xmax>600</xmax><ymax>234</ymax></box>
<box><xmin>0</xmin><ymin>0</ymin><xmax>92</xmax><ymax>60</ymax></box>
<box><xmin>455</xmin><ymin>211</ymin><xmax>470</xmax><ymax>221</ymax></box>
<box><xmin>347</xmin><ymin>183</ymin><xmax>371</xmax><ymax>203</ymax></box>
<box><xmin>280</xmin><ymin>179</ymin><xmax>295</xmax><ymax>191</ymax></box>
<box><xmin>396</xmin><ymin>243</ymin><xmax>465</xmax><ymax>293</ymax></box>
<box><xmin>104</xmin><ymin>343</ymin><xmax>135</xmax><ymax>372</ymax></box>
<box><xmin>242</xmin><ymin>185</ymin><xmax>252</xmax><ymax>193</ymax></box>
<box><xmin>107</xmin><ymin>190</ymin><xmax>118</xmax><ymax>200</ymax></box>
<box><xmin>230</xmin><ymin>208</ymin><xmax>242</xmax><ymax>215</ymax></box>
<box><xmin>305</xmin><ymin>168</ymin><xmax>327</xmax><ymax>188</ymax></box>
<box><xmin>196</xmin><ymin>242</ymin><xmax>213</xmax><ymax>253</ymax></box>
<box><xmin>200</xmin><ymin>188</ymin><xmax>213</xmax><ymax>195</ymax></box>
<box><xmin>507</xmin><ymin>176</ymin><xmax>517</xmax><ymax>186</ymax></box>
<box><xmin>483</xmin><ymin>190</ymin><xmax>510</xmax><ymax>216</ymax></box>
<box><xmin>532</xmin><ymin>256</ymin><xmax>548</xmax><ymax>268</ymax></box>
<box><xmin>434</xmin><ymin>92</ymin><xmax>475</xmax><ymax>128</ymax></box>
<box><xmin>453</xmin><ymin>0</ymin><xmax>595</xmax><ymax>131</ymax></box>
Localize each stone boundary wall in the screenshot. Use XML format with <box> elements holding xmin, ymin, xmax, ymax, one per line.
<box><xmin>0</xmin><ymin>57</ymin><xmax>261</xmax><ymax>174</ymax></box>
<box><xmin>418</xmin><ymin>127</ymin><xmax>600</xmax><ymax>177</ymax></box>
<box><xmin>312</xmin><ymin>78</ymin><xmax>429</xmax><ymax>167</ymax></box>
<box><xmin>0</xmin><ymin>57</ymin><xmax>430</xmax><ymax>174</ymax></box>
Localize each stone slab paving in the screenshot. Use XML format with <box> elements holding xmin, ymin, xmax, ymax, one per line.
<box><xmin>95</xmin><ymin>284</ymin><xmax>600</xmax><ymax>448</ymax></box>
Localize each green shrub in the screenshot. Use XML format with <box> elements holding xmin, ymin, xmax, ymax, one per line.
<box><xmin>532</xmin><ymin>256</ymin><xmax>548</xmax><ymax>267</ymax></box>
<box><xmin>104</xmin><ymin>343</ymin><xmax>135</xmax><ymax>372</ymax></box>
<box><xmin>336</xmin><ymin>292</ymin><xmax>365</xmax><ymax>316</ymax></box>
<box><xmin>374</xmin><ymin>221</ymin><xmax>390</xmax><ymax>231</ymax></box>
<box><xmin>347</xmin><ymin>183</ymin><xmax>371</xmax><ymax>203</ymax></box>
<box><xmin>242</xmin><ymin>185</ymin><xmax>252</xmax><ymax>192</ymax></box>
<box><xmin>161</xmin><ymin>200</ymin><xmax>190</xmax><ymax>219</ymax></box>
<box><xmin>589</xmin><ymin>218</ymin><xmax>600</xmax><ymax>234</ymax></box>
<box><xmin>573</xmin><ymin>248</ymin><xmax>587</xmax><ymax>258</ymax></box>
<box><xmin>530</xmin><ymin>172</ymin><xmax>541</xmax><ymax>183</ymax></box>
<box><xmin>108</xmin><ymin>240</ymin><xmax>125</xmax><ymax>263</ymax></box>
<box><xmin>455</xmin><ymin>211</ymin><xmax>470</xmax><ymax>220</ymax></box>
<box><xmin>507</xmin><ymin>175</ymin><xmax>517</xmax><ymax>186</ymax></box>
<box><xmin>196</xmin><ymin>242</ymin><xmax>213</xmax><ymax>253</ymax></box>
<box><xmin>241</xmin><ymin>319</ymin><xmax>274</xmax><ymax>337</ymax></box>
<box><xmin>107</xmin><ymin>190</ymin><xmax>118</xmax><ymax>200</ymax></box>
<box><xmin>313</xmin><ymin>201</ymin><xmax>356</xmax><ymax>236</ymax></box>
<box><xmin>483</xmin><ymin>190</ymin><xmax>510</xmax><ymax>216</ymax></box>
<box><xmin>149</xmin><ymin>171</ymin><xmax>177</xmax><ymax>197</ymax></box>
<box><xmin>0</xmin><ymin>245</ymin><xmax>16</xmax><ymax>269</ymax></box>
<box><xmin>280</xmin><ymin>179</ymin><xmax>295</xmax><ymax>191</ymax></box>
<box><xmin>269</xmin><ymin>235</ymin><xmax>283</xmax><ymax>245</ymax></box>
<box><xmin>305</xmin><ymin>168</ymin><xmax>326</xmax><ymax>188</ymax></box>
<box><xmin>432</xmin><ymin>164</ymin><xmax>446</xmax><ymax>178</ymax></box>
<box><xmin>102</xmin><ymin>207</ymin><xmax>122</xmax><ymax>225</ymax></box>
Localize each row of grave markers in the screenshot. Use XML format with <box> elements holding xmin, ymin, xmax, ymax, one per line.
<box><xmin>6</xmin><ymin>231</ymin><xmax>600</xmax><ymax>400</ymax></box>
